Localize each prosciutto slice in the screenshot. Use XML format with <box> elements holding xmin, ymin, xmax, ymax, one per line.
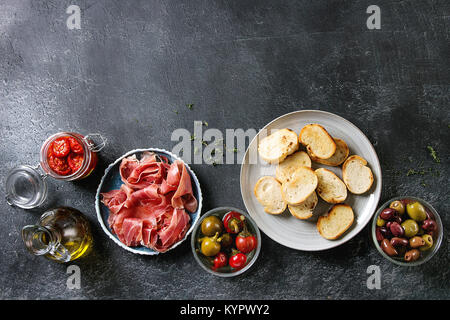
<box><xmin>101</xmin><ymin>184</ymin><xmax>133</xmax><ymax>214</ymax></box>
<box><xmin>164</xmin><ymin>160</ymin><xmax>198</xmax><ymax>212</ymax></box>
<box><xmin>120</xmin><ymin>218</ymin><xmax>143</xmax><ymax>247</ymax></box>
<box><xmin>120</xmin><ymin>153</ymin><xmax>171</xmax><ymax>189</ymax></box>
<box><xmin>101</xmin><ymin>152</ymin><xmax>197</xmax><ymax>253</ymax></box>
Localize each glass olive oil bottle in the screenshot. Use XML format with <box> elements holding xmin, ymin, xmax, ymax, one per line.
<box><xmin>22</xmin><ymin>207</ymin><xmax>93</xmax><ymax>262</ymax></box>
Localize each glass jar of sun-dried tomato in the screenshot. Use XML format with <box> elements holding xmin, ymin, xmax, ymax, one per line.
<box><xmin>40</xmin><ymin>132</ymin><xmax>105</xmax><ymax>181</ymax></box>
<box><xmin>5</xmin><ymin>132</ymin><xmax>106</xmax><ymax>209</ymax></box>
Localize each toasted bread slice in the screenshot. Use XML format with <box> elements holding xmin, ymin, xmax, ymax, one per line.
<box><xmin>308</xmin><ymin>138</ymin><xmax>349</xmax><ymax>166</ymax></box>
<box><xmin>299</xmin><ymin>124</ymin><xmax>336</xmax><ymax>159</ymax></box>
<box><xmin>281</xmin><ymin>167</ymin><xmax>318</xmax><ymax>205</ymax></box>
<box><xmin>317</xmin><ymin>204</ymin><xmax>354</xmax><ymax>240</ymax></box>
<box><xmin>254</xmin><ymin>176</ymin><xmax>287</xmax><ymax>214</ymax></box>
<box><xmin>275</xmin><ymin>151</ymin><xmax>311</xmax><ymax>183</ymax></box>
<box><xmin>258</xmin><ymin>128</ymin><xmax>299</xmax><ymax>164</ymax></box>
<box><xmin>288</xmin><ymin>191</ymin><xmax>318</xmax><ymax>220</ymax></box>
<box><xmin>342</xmin><ymin>155</ymin><xmax>374</xmax><ymax>194</ymax></box>
<box><xmin>315</xmin><ymin>168</ymin><xmax>347</xmax><ymax>204</ymax></box>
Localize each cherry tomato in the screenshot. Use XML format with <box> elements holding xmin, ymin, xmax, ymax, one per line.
<box><xmin>67</xmin><ymin>137</ymin><xmax>84</xmax><ymax>154</ymax></box>
<box><xmin>229</xmin><ymin>250</ymin><xmax>247</xmax><ymax>270</ymax></box>
<box><xmin>68</xmin><ymin>152</ymin><xmax>84</xmax><ymax>172</ymax></box>
<box><xmin>222</xmin><ymin>211</ymin><xmax>244</xmax><ymax>234</ymax></box>
<box><xmin>48</xmin><ymin>154</ymin><xmax>71</xmax><ymax>175</ymax></box>
<box><xmin>236</xmin><ymin>233</ymin><xmax>257</xmax><ymax>254</ymax></box>
<box><xmin>235</xmin><ymin>219</ymin><xmax>257</xmax><ymax>253</ymax></box>
<box><xmin>52</xmin><ymin>137</ymin><xmax>71</xmax><ymax>158</ymax></box>
<box><xmin>212</xmin><ymin>252</ymin><xmax>228</xmax><ymax>271</ymax></box>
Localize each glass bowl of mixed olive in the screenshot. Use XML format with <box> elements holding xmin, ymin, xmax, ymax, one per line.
<box><xmin>191</xmin><ymin>207</ymin><xmax>261</xmax><ymax>277</ymax></box>
<box><xmin>372</xmin><ymin>196</ymin><xmax>443</xmax><ymax>266</ymax></box>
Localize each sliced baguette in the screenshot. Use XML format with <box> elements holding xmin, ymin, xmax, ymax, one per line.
<box><xmin>254</xmin><ymin>176</ymin><xmax>287</xmax><ymax>214</ymax></box>
<box><xmin>315</xmin><ymin>168</ymin><xmax>347</xmax><ymax>204</ymax></box>
<box><xmin>299</xmin><ymin>124</ymin><xmax>336</xmax><ymax>159</ymax></box>
<box><xmin>342</xmin><ymin>155</ymin><xmax>374</xmax><ymax>194</ymax></box>
<box><xmin>275</xmin><ymin>151</ymin><xmax>311</xmax><ymax>183</ymax></box>
<box><xmin>258</xmin><ymin>128</ymin><xmax>299</xmax><ymax>164</ymax></box>
<box><xmin>308</xmin><ymin>138</ymin><xmax>349</xmax><ymax>166</ymax></box>
<box><xmin>317</xmin><ymin>204</ymin><xmax>354</xmax><ymax>240</ymax></box>
<box><xmin>281</xmin><ymin>166</ymin><xmax>318</xmax><ymax>205</ymax></box>
<box><xmin>288</xmin><ymin>191</ymin><xmax>318</xmax><ymax>220</ymax></box>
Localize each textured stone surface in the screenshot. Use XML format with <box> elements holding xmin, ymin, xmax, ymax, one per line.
<box><xmin>0</xmin><ymin>0</ymin><xmax>449</xmax><ymax>299</ymax></box>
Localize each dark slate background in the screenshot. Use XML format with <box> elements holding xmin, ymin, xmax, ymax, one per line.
<box><xmin>0</xmin><ymin>0</ymin><xmax>449</xmax><ymax>300</ymax></box>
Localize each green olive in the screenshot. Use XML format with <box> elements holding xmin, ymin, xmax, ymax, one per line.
<box><xmin>201</xmin><ymin>216</ymin><xmax>223</xmax><ymax>236</ymax></box>
<box><xmin>200</xmin><ymin>232</ymin><xmax>221</xmax><ymax>257</ymax></box>
<box><xmin>376</xmin><ymin>216</ymin><xmax>386</xmax><ymax>227</ymax></box>
<box><xmin>406</xmin><ymin>201</ymin><xmax>427</xmax><ymax>222</ymax></box>
<box><xmin>401</xmin><ymin>219</ymin><xmax>419</xmax><ymax>238</ymax></box>
<box><xmin>389</xmin><ymin>200</ymin><xmax>405</xmax><ymax>215</ymax></box>
<box><xmin>420</xmin><ymin>234</ymin><xmax>434</xmax><ymax>251</ymax></box>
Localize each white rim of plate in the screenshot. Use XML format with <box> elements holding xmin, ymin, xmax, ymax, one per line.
<box><xmin>240</xmin><ymin>109</ymin><xmax>382</xmax><ymax>251</ymax></box>
<box><xmin>95</xmin><ymin>147</ymin><xmax>203</xmax><ymax>255</ymax></box>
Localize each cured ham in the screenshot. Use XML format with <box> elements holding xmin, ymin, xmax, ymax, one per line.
<box><xmin>164</xmin><ymin>160</ymin><xmax>198</xmax><ymax>213</ymax></box>
<box><xmin>119</xmin><ymin>153</ymin><xmax>171</xmax><ymax>189</ymax></box>
<box><xmin>101</xmin><ymin>152</ymin><xmax>198</xmax><ymax>252</ymax></box>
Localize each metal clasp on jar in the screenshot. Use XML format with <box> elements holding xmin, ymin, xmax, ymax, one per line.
<box><xmin>83</xmin><ymin>133</ymin><xmax>107</xmax><ymax>152</ymax></box>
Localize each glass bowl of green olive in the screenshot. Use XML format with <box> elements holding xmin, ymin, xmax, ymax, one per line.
<box><xmin>372</xmin><ymin>196</ymin><xmax>443</xmax><ymax>266</ymax></box>
<box><xmin>191</xmin><ymin>207</ymin><xmax>261</xmax><ymax>277</ymax></box>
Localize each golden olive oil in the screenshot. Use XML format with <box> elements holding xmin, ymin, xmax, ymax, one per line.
<box><xmin>22</xmin><ymin>207</ymin><xmax>93</xmax><ymax>262</ymax></box>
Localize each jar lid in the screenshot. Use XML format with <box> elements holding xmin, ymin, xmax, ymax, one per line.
<box><xmin>5</xmin><ymin>165</ymin><xmax>48</xmax><ymax>209</ymax></box>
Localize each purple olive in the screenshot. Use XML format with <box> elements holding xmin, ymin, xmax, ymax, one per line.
<box><xmin>390</xmin><ymin>237</ymin><xmax>408</xmax><ymax>248</ymax></box>
<box><xmin>392</xmin><ymin>215</ymin><xmax>402</xmax><ymax>224</ymax></box>
<box><xmin>422</xmin><ymin>219</ymin><xmax>437</xmax><ymax>232</ymax></box>
<box><xmin>379</xmin><ymin>226</ymin><xmax>391</xmax><ymax>238</ymax></box>
<box><xmin>380</xmin><ymin>208</ymin><xmax>397</xmax><ymax>221</ymax></box>
<box><xmin>390</xmin><ymin>222</ymin><xmax>405</xmax><ymax>237</ymax></box>
<box><xmin>375</xmin><ymin>227</ymin><xmax>384</xmax><ymax>241</ymax></box>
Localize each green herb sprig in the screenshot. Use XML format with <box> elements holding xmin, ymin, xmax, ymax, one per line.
<box><xmin>427</xmin><ymin>146</ymin><xmax>440</xmax><ymax>163</ymax></box>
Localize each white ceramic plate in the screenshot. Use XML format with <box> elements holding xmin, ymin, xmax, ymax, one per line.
<box><xmin>240</xmin><ymin>110</ymin><xmax>382</xmax><ymax>251</ymax></box>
